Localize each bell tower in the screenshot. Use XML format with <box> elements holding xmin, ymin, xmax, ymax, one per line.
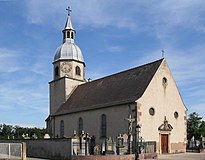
<box><xmin>49</xmin><ymin>7</ymin><xmax>86</xmax><ymax>115</ymax></box>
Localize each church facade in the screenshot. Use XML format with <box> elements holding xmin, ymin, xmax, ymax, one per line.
<box><xmin>46</xmin><ymin>9</ymin><xmax>187</xmax><ymax>154</ymax></box>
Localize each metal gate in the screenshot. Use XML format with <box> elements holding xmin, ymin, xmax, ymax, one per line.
<box><xmin>0</xmin><ymin>143</ymin><xmax>25</xmax><ymax>159</ymax></box>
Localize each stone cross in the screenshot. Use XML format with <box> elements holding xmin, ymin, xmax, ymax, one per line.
<box><xmin>125</xmin><ymin>114</ymin><xmax>135</xmax><ymax>135</ymax></box>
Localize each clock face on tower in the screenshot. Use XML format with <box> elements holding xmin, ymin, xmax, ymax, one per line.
<box><xmin>60</xmin><ymin>62</ymin><xmax>72</xmax><ymax>73</ymax></box>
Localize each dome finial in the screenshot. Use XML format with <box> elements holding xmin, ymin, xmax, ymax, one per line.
<box><xmin>66</xmin><ymin>6</ymin><xmax>72</xmax><ymax>16</ymax></box>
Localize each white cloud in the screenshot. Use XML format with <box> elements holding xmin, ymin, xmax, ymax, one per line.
<box><xmin>24</xmin><ymin>0</ymin><xmax>205</xmax><ymax>35</ymax></box>
<box><xmin>0</xmin><ymin>48</ymin><xmax>23</xmax><ymax>73</ymax></box>
<box><xmin>105</xmin><ymin>45</ymin><xmax>123</xmax><ymax>54</ymax></box>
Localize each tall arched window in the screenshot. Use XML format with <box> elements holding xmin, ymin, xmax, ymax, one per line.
<box><xmin>55</xmin><ymin>66</ymin><xmax>59</xmax><ymax>77</ymax></box>
<box><xmin>75</xmin><ymin>66</ymin><xmax>81</xmax><ymax>76</ymax></box>
<box><xmin>101</xmin><ymin>114</ymin><xmax>107</xmax><ymax>138</ymax></box>
<box><xmin>78</xmin><ymin>117</ymin><xmax>83</xmax><ymax>134</ymax></box>
<box><xmin>60</xmin><ymin>120</ymin><xmax>64</xmax><ymax>138</ymax></box>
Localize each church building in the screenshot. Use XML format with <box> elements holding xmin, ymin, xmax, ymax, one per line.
<box><xmin>46</xmin><ymin>8</ymin><xmax>187</xmax><ymax>154</ymax></box>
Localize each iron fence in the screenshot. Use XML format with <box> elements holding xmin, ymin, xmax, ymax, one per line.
<box><xmin>139</xmin><ymin>141</ymin><xmax>156</xmax><ymax>153</ymax></box>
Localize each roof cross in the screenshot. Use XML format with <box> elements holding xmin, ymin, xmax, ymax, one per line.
<box><xmin>161</xmin><ymin>49</ymin><xmax>165</xmax><ymax>58</ymax></box>
<box><xmin>66</xmin><ymin>6</ymin><xmax>72</xmax><ymax>16</ymax></box>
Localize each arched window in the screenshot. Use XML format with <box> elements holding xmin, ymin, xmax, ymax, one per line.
<box><xmin>71</xmin><ymin>32</ymin><xmax>74</xmax><ymax>39</ymax></box>
<box><xmin>67</xmin><ymin>31</ymin><xmax>70</xmax><ymax>38</ymax></box>
<box><xmin>55</xmin><ymin>66</ymin><xmax>59</xmax><ymax>77</ymax></box>
<box><xmin>78</xmin><ymin>117</ymin><xmax>83</xmax><ymax>134</ymax></box>
<box><xmin>75</xmin><ymin>66</ymin><xmax>81</xmax><ymax>76</ymax></box>
<box><xmin>60</xmin><ymin>120</ymin><xmax>64</xmax><ymax>138</ymax></box>
<box><xmin>101</xmin><ymin>114</ymin><xmax>107</xmax><ymax>138</ymax></box>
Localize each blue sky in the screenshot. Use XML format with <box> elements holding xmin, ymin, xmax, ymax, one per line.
<box><xmin>0</xmin><ymin>0</ymin><xmax>205</xmax><ymax>128</ymax></box>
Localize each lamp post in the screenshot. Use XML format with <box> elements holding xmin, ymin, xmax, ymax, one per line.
<box><xmin>135</xmin><ymin>124</ymin><xmax>141</xmax><ymax>160</ymax></box>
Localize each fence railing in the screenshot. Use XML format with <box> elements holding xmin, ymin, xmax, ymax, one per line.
<box><xmin>139</xmin><ymin>141</ymin><xmax>156</xmax><ymax>153</ymax></box>
<box><xmin>0</xmin><ymin>143</ymin><xmax>26</xmax><ymax>160</ymax></box>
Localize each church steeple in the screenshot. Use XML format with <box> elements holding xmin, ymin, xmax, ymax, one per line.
<box><xmin>62</xmin><ymin>6</ymin><xmax>76</xmax><ymax>43</ymax></box>
<box><xmin>48</xmin><ymin>6</ymin><xmax>86</xmax><ymax>137</ymax></box>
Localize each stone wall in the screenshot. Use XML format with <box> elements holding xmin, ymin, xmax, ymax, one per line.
<box><xmin>0</xmin><ymin>139</ymin><xmax>72</xmax><ymax>160</ymax></box>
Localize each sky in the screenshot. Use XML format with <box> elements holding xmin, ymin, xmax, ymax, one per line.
<box><xmin>0</xmin><ymin>0</ymin><xmax>205</xmax><ymax>128</ymax></box>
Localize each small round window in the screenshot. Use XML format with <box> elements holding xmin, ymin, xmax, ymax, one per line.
<box><xmin>149</xmin><ymin>107</ymin><xmax>155</xmax><ymax>116</ymax></box>
<box><xmin>174</xmin><ymin>112</ymin><xmax>179</xmax><ymax>119</ymax></box>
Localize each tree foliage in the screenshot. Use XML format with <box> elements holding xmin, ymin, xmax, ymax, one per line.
<box><xmin>187</xmin><ymin>112</ymin><xmax>205</xmax><ymax>140</ymax></box>
<box><xmin>0</xmin><ymin>124</ymin><xmax>46</xmax><ymax>140</ymax></box>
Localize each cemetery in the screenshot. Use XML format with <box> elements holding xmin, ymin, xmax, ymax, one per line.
<box><xmin>0</xmin><ymin>114</ymin><xmax>159</xmax><ymax>159</ymax></box>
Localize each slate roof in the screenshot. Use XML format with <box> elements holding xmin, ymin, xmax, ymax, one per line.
<box><xmin>53</xmin><ymin>58</ymin><xmax>164</xmax><ymax>116</ymax></box>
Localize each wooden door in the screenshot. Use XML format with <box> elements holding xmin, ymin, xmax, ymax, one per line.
<box><xmin>161</xmin><ymin>134</ymin><xmax>168</xmax><ymax>153</ymax></box>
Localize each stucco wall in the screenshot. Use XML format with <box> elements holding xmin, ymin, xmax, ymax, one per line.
<box><xmin>53</xmin><ymin>61</ymin><xmax>84</xmax><ymax>81</ymax></box>
<box><xmin>0</xmin><ymin>139</ymin><xmax>72</xmax><ymax>160</ymax></box>
<box><xmin>50</xmin><ymin>77</ymin><xmax>85</xmax><ymax>115</ymax></box>
<box><xmin>54</xmin><ymin>103</ymin><xmax>136</xmax><ymax>144</ymax></box>
<box><xmin>137</xmin><ymin>59</ymin><xmax>186</xmax><ymax>153</ymax></box>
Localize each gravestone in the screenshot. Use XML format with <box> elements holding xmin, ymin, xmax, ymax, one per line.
<box><xmin>117</xmin><ymin>134</ymin><xmax>124</xmax><ymax>147</ymax></box>
<box><xmin>32</xmin><ymin>133</ymin><xmax>38</xmax><ymax>139</ymax></box>
<box><xmin>105</xmin><ymin>137</ymin><xmax>115</xmax><ymax>155</ymax></box>
<box><xmin>116</xmin><ymin>134</ymin><xmax>124</xmax><ymax>155</ymax></box>
<box><xmin>79</xmin><ymin>131</ymin><xmax>86</xmax><ymax>155</ymax></box>
<box><xmin>71</xmin><ymin>130</ymin><xmax>79</xmax><ymax>155</ymax></box>
<box><xmin>116</xmin><ymin>133</ymin><xmax>128</xmax><ymax>155</ymax></box>
<box><xmin>84</xmin><ymin>133</ymin><xmax>90</xmax><ymax>155</ymax></box>
<box><xmin>90</xmin><ymin>135</ymin><xmax>96</xmax><ymax>155</ymax></box>
<box><xmin>44</xmin><ymin>134</ymin><xmax>50</xmax><ymax>139</ymax></box>
<box><xmin>101</xmin><ymin>140</ymin><xmax>106</xmax><ymax>154</ymax></box>
<box><xmin>94</xmin><ymin>145</ymin><xmax>101</xmax><ymax>155</ymax></box>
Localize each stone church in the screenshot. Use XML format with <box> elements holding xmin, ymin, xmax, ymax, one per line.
<box><xmin>46</xmin><ymin>9</ymin><xmax>187</xmax><ymax>154</ymax></box>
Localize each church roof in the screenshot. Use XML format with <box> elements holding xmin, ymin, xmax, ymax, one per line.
<box><xmin>53</xmin><ymin>58</ymin><xmax>164</xmax><ymax>116</ymax></box>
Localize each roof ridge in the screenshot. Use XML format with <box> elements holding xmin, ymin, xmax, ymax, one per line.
<box><xmin>81</xmin><ymin>58</ymin><xmax>164</xmax><ymax>86</ymax></box>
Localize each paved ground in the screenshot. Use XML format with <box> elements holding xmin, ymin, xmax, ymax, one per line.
<box><xmin>27</xmin><ymin>158</ymin><xmax>48</xmax><ymax>160</ymax></box>
<box><xmin>26</xmin><ymin>157</ymin><xmax>48</xmax><ymax>160</ymax></box>
<box><xmin>26</xmin><ymin>153</ymin><xmax>205</xmax><ymax>160</ymax></box>
<box><xmin>157</xmin><ymin>152</ymin><xmax>205</xmax><ymax>160</ymax></box>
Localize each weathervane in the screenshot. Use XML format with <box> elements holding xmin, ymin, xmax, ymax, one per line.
<box><xmin>66</xmin><ymin>6</ymin><xmax>72</xmax><ymax>16</ymax></box>
<box><xmin>161</xmin><ymin>49</ymin><xmax>165</xmax><ymax>58</ymax></box>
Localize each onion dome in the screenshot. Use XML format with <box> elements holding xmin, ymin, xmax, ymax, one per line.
<box><xmin>54</xmin><ymin>7</ymin><xmax>84</xmax><ymax>64</ymax></box>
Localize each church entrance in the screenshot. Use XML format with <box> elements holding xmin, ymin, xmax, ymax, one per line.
<box><xmin>161</xmin><ymin>134</ymin><xmax>168</xmax><ymax>153</ymax></box>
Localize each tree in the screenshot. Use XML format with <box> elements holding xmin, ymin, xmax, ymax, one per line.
<box><xmin>187</xmin><ymin>112</ymin><xmax>205</xmax><ymax>140</ymax></box>
<box><xmin>199</xmin><ymin>121</ymin><xmax>205</xmax><ymax>137</ymax></box>
<box><xmin>0</xmin><ymin>124</ymin><xmax>46</xmax><ymax>139</ymax></box>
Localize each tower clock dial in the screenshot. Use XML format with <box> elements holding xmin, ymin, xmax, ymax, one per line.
<box><xmin>60</xmin><ymin>62</ymin><xmax>72</xmax><ymax>73</ymax></box>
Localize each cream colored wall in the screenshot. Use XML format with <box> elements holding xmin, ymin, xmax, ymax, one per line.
<box><xmin>54</xmin><ymin>103</ymin><xmax>135</xmax><ymax>144</ymax></box>
<box><xmin>50</xmin><ymin>78</ymin><xmax>85</xmax><ymax>115</ymax></box>
<box><xmin>50</xmin><ymin>60</ymin><xmax>85</xmax><ymax>115</ymax></box>
<box><xmin>53</xmin><ymin>61</ymin><xmax>84</xmax><ymax>81</ymax></box>
<box><xmin>137</xmin><ymin>59</ymin><xmax>187</xmax><ymax>153</ymax></box>
<box><xmin>70</xmin><ymin>61</ymin><xmax>84</xmax><ymax>81</ymax></box>
<box><xmin>50</xmin><ymin>78</ymin><xmax>66</xmax><ymax>114</ymax></box>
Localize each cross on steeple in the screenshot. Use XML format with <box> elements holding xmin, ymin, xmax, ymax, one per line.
<box><xmin>66</xmin><ymin>6</ymin><xmax>72</xmax><ymax>16</ymax></box>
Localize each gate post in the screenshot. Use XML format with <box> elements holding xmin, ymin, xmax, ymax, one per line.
<box><xmin>22</xmin><ymin>142</ymin><xmax>27</xmax><ymax>160</ymax></box>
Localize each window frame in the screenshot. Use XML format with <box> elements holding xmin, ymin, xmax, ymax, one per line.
<box><xmin>75</xmin><ymin>66</ymin><xmax>81</xmax><ymax>76</ymax></box>
<box><xmin>101</xmin><ymin>114</ymin><xmax>107</xmax><ymax>138</ymax></box>
<box><xmin>60</xmin><ymin>120</ymin><xmax>64</xmax><ymax>138</ymax></box>
<box><xmin>78</xmin><ymin>117</ymin><xmax>83</xmax><ymax>135</ymax></box>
